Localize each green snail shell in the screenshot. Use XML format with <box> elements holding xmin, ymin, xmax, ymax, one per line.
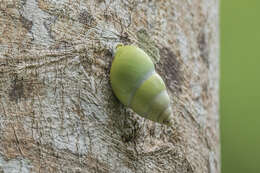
<box><xmin>110</xmin><ymin>45</ymin><xmax>173</xmax><ymax>126</ymax></box>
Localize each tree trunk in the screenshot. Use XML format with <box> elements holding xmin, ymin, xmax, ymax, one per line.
<box><xmin>0</xmin><ymin>0</ymin><xmax>219</xmax><ymax>172</ymax></box>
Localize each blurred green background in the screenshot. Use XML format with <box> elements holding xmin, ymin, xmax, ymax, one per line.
<box><xmin>221</xmin><ymin>0</ymin><xmax>260</xmax><ymax>172</ymax></box>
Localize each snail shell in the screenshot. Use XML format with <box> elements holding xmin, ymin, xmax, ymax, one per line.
<box><xmin>110</xmin><ymin>45</ymin><xmax>173</xmax><ymax>126</ymax></box>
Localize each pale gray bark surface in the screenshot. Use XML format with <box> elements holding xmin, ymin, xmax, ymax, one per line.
<box><xmin>0</xmin><ymin>0</ymin><xmax>219</xmax><ymax>172</ymax></box>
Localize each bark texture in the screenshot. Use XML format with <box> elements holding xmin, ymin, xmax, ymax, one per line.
<box><xmin>0</xmin><ymin>0</ymin><xmax>219</xmax><ymax>172</ymax></box>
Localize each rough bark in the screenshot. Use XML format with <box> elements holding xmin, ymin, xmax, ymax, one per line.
<box><xmin>0</xmin><ymin>0</ymin><xmax>219</xmax><ymax>172</ymax></box>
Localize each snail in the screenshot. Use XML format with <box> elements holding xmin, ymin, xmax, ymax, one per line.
<box><xmin>110</xmin><ymin>44</ymin><xmax>173</xmax><ymax>126</ymax></box>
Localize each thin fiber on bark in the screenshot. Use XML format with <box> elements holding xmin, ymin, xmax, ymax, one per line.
<box><xmin>0</xmin><ymin>0</ymin><xmax>219</xmax><ymax>172</ymax></box>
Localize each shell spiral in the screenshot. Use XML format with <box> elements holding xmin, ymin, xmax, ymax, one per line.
<box><xmin>110</xmin><ymin>45</ymin><xmax>173</xmax><ymax>126</ymax></box>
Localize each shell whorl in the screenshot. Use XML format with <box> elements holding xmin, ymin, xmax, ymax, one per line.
<box><xmin>127</xmin><ymin>69</ymin><xmax>155</xmax><ymax>106</ymax></box>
